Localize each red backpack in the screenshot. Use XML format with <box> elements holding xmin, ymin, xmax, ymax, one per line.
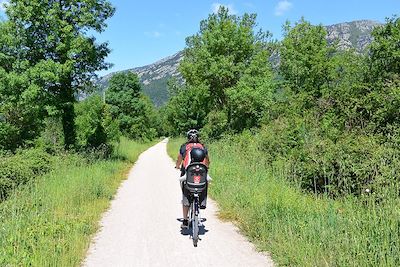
<box><xmin>183</xmin><ymin>143</ymin><xmax>206</xmax><ymax>169</ymax></box>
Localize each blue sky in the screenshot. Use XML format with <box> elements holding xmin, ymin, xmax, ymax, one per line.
<box><xmin>1</xmin><ymin>0</ymin><xmax>399</xmax><ymax>76</ymax></box>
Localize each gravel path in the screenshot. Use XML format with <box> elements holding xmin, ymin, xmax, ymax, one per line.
<box><xmin>83</xmin><ymin>139</ymin><xmax>274</xmax><ymax>267</ymax></box>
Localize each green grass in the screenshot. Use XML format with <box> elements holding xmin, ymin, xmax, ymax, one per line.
<box><xmin>166</xmin><ymin>137</ymin><xmax>185</xmax><ymax>163</ymax></box>
<box><xmin>0</xmin><ymin>138</ymin><xmax>155</xmax><ymax>266</ymax></box>
<box><xmin>167</xmin><ymin>137</ymin><xmax>400</xmax><ymax>266</ymax></box>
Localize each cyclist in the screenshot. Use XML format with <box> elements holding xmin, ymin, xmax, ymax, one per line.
<box><xmin>175</xmin><ymin>129</ymin><xmax>210</xmax><ymax>229</ymax></box>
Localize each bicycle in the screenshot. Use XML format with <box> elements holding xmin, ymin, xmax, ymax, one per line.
<box><xmin>184</xmin><ymin>162</ymin><xmax>208</xmax><ymax>247</ymax></box>
<box><xmin>188</xmin><ymin>191</ymin><xmax>201</xmax><ymax>247</ymax></box>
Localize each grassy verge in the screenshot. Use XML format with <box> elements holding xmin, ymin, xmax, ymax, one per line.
<box><xmin>167</xmin><ymin>137</ymin><xmax>400</xmax><ymax>266</ymax></box>
<box><xmin>0</xmin><ymin>138</ymin><xmax>155</xmax><ymax>266</ymax></box>
<box><xmin>166</xmin><ymin>137</ymin><xmax>185</xmax><ymax>163</ymax></box>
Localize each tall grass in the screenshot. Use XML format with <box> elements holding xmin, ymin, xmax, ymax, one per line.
<box><xmin>167</xmin><ymin>137</ymin><xmax>400</xmax><ymax>266</ymax></box>
<box><xmin>0</xmin><ymin>138</ymin><xmax>155</xmax><ymax>266</ymax></box>
<box><xmin>166</xmin><ymin>137</ymin><xmax>185</xmax><ymax>163</ymax></box>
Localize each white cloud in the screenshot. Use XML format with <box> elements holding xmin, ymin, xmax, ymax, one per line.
<box><xmin>145</xmin><ymin>31</ymin><xmax>162</xmax><ymax>38</ymax></box>
<box><xmin>0</xmin><ymin>0</ymin><xmax>9</xmax><ymax>11</ymax></box>
<box><xmin>275</xmin><ymin>0</ymin><xmax>293</xmax><ymax>16</ymax></box>
<box><xmin>212</xmin><ymin>3</ymin><xmax>237</xmax><ymax>15</ymax></box>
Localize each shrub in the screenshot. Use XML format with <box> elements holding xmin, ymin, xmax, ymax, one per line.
<box><xmin>202</xmin><ymin>110</ymin><xmax>228</xmax><ymax>140</ymax></box>
<box><xmin>75</xmin><ymin>95</ymin><xmax>120</xmax><ymax>154</ymax></box>
<box><xmin>0</xmin><ymin>148</ymin><xmax>52</xmax><ymax>200</ymax></box>
<box><xmin>35</xmin><ymin>116</ymin><xmax>64</xmax><ymax>154</ymax></box>
<box><xmin>256</xmin><ymin>119</ymin><xmax>400</xmax><ymax>198</ymax></box>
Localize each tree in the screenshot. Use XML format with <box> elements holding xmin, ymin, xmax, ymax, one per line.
<box><xmin>180</xmin><ymin>6</ymin><xmax>272</xmax><ymax>109</ymax></box>
<box><xmin>173</xmin><ymin>6</ymin><xmax>275</xmax><ymax>135</ymax></box>
<box><xmin>106</xmin><ymin>72</ymin><xmax>158</xmax><ymax>140</ymax></box>
<box><xmin>363</xmin><ymin>16</ymin><xmax>400</xmax><ymax>133</ymax></box>
<box><xmin>75</xmin><ymin>94</ymin><xmax>120</xmax><ymax>150</ymax></box>
<box><xmin>279</xmin><ymin>18</ymin><xmax>335</xmax><ymax>99</ymax></box>
<box><xmin>226</xmin><ymin>49</ymin><xmax>275</xmax><ymax>131</ymax></box>
<box><xmin>5</xmin><ymin>0</ymin><xmax>115</xmax><ymax>148</ymax></box>
<box><xmin>106</xmin><ymin>72</ymin><xmax>141</xmax><ymax>135</ymax></box>
<box><xmin>163</xmin><ymin>84</ymin><xmax>210</xmax><ymax>136</ymax></box>
<box><xmin>368</xmin><ymin>16</ymin><xmax>400</xmax><ymax>81</ymax></box>
<box><xmin>0</xmin><ymin>21</ymin><xmax>43</xmax><ymax>150</ymax></box>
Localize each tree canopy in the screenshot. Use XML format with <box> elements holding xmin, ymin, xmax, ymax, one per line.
<box><xmin>163</xmin><ymin>6</ymin><xmax>276</xmax><ymax>136</ymax></box>
<box><xmin>1</xmin><ymin>0</ymin><xmax>115</xmax><ymax>148</ymax></box>
<box><xmin>106</xmin><ymin>72</ymin><xmax>158</xmax><ymax>140</ymax></box>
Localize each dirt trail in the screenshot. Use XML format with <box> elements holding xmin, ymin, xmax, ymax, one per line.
<box><xmin>83</xmin><ymin>139</ymin><xmax>274</xmax><ymax>267</ymax></box>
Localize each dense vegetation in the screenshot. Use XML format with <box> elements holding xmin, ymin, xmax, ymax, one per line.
<box><xmin>106</xmin><ymin>72</ymin><xmax>159</xmax><ymax>140</ymax></box>
<box><xmin>0</xmin><ymin>1</ymin><xmax>160</xmax><ymax>265</ymax></box>
<box><xmin>164</xmin><ymin>7</ymin><xmax>400</xmax><ymax>266</ymax></box>
<box><xmin>0</xmin><ymin>138</ymin><xmax>154</xmax><ymax>265</ymax></box>
<box><xmin>163</xmin><ymin>9</ymin><xmax>400</xmax><ymax>198</ymax></box>
<box><xmin>0</xmin><ymin>0</ymin><xmax>160</xmax><ymax>201</ymax></box>
<box><xmin>1</xmin><ymin>0</ymin><xmax>399</xmax><ymax>265</ymax></box>
<box><xmin>168</xmin><ymin>137</ymin><xmax>400</xmax><ymax>266</ymax></box>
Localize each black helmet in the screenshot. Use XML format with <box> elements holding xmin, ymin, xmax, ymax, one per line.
<box><xmin>187</xmin><ymin>129</ymin><xmax>199</xmax><ymax>141</ymax></box>
<box><xmin>190</xmin><ymin>147</ymin><xmax>206</xmax><ymax>163</ymax></box>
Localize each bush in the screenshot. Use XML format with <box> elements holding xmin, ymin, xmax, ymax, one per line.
<box><xmin>0</xmin><ymin>148</ymin><xmax>52</xmax><ymax>200</ymax></box>
<box><xmin>0</xmin><ymin>122</ymin><xmax>20</xmax><ymax>151</ymax></box>
<box><xmin>202</xmin><ymin>110</ymin><xmax>228</xmax><ymax>140</ymax></box>
<box><xmin>75</xmin><ymin>95</ymin><xmax>120</xmax><ymax>154</ymax></box>
<box><xmin>35</xmin><ymin>116</ymin><xmax>64</xmax><ymax>153</ymax></box>
<box><xmin>256</xmin><ymin>118</ymin><xmax>400</xmax><ymax>198</ymax></box>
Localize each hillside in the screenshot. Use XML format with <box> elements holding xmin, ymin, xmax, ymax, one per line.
<box><xmin>98</xmin><ymin>20</ymin><xmax>381</xmax><ymax>106</ymax></box>
<box><xmin>98</xmin><ymin>51</ymin><xmax>183</xmax><ymax>107</ymax></box>
<box><xmin>325</xmin><ymin>20</ymin><xmax>381</xmax><ymax>52</ymax></box>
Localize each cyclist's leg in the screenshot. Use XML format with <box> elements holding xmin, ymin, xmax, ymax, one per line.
<box><xmin>200</xmin><ymin>182</ymin><xmax>208</xmax><ymax>209</ymax></box>
<box><xmin>181</xmin><ymin>184</ymin><xmax>190</xmax><ymax>228</ymax></box>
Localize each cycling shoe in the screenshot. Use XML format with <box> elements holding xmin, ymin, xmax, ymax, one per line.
<box><xmin>181</xmin><ymin>219</ymin><xmax>189</xmax><ymax>229</ymax></box>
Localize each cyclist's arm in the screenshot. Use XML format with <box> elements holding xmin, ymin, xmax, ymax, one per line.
<box><xmin>205</xmin><ymin>155</ymin><xmax>210</xmax><ymax>167</ymax></box>
<box><xmin>203</xmin><ymin>146</ymin><xmax>210</xmax><ymax>167</ymax></box>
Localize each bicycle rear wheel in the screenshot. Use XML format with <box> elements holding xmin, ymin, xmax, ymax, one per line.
<box><xmin>192</xmin><ymin>214</ymin><xmax>199</xmax><ymax>247</ymax></box>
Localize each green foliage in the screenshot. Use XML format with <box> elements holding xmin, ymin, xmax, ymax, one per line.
<box><xmin>180</xmin><ymin>7</ymin><xmax>271</xmax><ymax>108</ymax></box>
<box><xmin>227</xmin><ymin>50</ymin><xmax>276</xmax><ymax>131</ymax></box>
<box><xmin>1</xmin><ymin>0</ymin><xmax>115</xmax><ymax>148</ymax></box>
<box><xmin>369</xmin><ymin>16</ymin><xmax>400</xmax><ymax>81</ymax></box>
<box><xmin>0</xmin><ymin>122</ymin><xmax>19</xmax><ymax>151</ymax></box>
<box><xmin>75</xmin><ymin>94</ymin><xmax>120</xmax><ymax>151</ymax></box>
<box><xmin>106</xmin><ymin>72</ymin><xmax>158</xmax><ymax>140</ymax></box>
<box><xmin>202</xmin><ymin>110</ymin><xmax>228</xmax><ymax>140</ymax></box>
<box><xmin>0</xmin><ymin>67</ymin><xmax>44</xmax><ymax>151</ymax></box>
<box><xmin>0</xmin><ymin>148</ymin><xmax>52</xmax><ymax>200</ymax></box>
<box><xmin>0</xmin><ymin>139</ymin><xmax>154</xmax><ymax>265</ymax></box>
<box><xmin>34</xmin><ymin>116</ymin><xmax>65</xmax><ymax>153</ymax></box>
<box><xmin>163</xmin><ymin>84</ymin><xmax>211</xmax><ymax>136</ymax></box>
<box><xmin>165</xmin><ymin>14</ymin><xmax>400</xmax><ymax>199</ymax></box>
<box><xmin>102</xmin><ymin>103</ymin><xmax>121</xmax><ymax>144</ymax></box>
<box><xmin>280</xmin><ymin>18</ymin><xmax>335</xmax><ymax>99</ymax></box>
<box><xmin>163</xmin><ymin>6</ymin><xmax>275</xmax><ymax>135</ymax></box>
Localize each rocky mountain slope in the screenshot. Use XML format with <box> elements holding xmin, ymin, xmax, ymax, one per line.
<box><xmin>325</xmin><ymin>20</ymin><xmax>381</xmax><ymax>52</ymax></box>
<box><xmin>98</xmin><ymin>51</ymin><xmax>183</xmax><ymax>106</ymax></box>
<box><xmin>98</xmin><ymin>20</ymin><xmax>381</xmax><ymax>106</ymax></box>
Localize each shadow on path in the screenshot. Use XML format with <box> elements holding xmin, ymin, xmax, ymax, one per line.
<box><xmin>177</xmin><ymin>218</ymin><xmax>209</xmax><ymax>237</ymax></box>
